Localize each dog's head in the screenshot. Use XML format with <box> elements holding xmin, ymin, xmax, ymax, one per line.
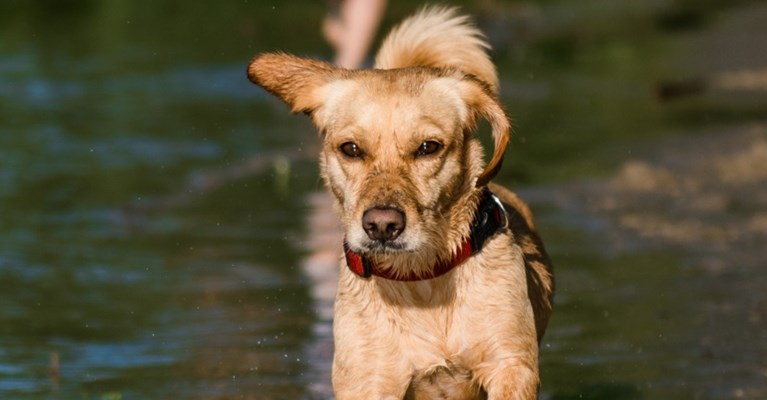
<box><xmin>248</xmin><ymin>53</ymin><xmax>509</xmax><ymax>260</ymax></box>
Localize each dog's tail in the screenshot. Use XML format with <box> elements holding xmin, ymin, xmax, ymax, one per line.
<box><xmin>374</xmin><ymin>6</ymin><xmax>498</xmax><ymax>94</ymax></box>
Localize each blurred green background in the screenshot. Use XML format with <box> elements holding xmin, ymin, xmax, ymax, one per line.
<box><xmin>1</xmin><ymin>0</ymin><xmax>766</xmax><ymax>399</ymax></box>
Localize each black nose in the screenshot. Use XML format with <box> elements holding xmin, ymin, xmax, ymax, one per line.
<box><xmin>362</xmin><ymin>207</ymin><xmax>406</xmax><ymax>242</ymax></box>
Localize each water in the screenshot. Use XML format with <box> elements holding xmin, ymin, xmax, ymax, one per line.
<box><xmin>1</xmin><ymin>1</ymin><xmax>766</xmax><ymax>399</ymax></box>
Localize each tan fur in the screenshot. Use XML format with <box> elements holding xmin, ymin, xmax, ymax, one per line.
<box><xmin>375</xmin><ymin>6</ymin><xmax>499</xmax><ymax>92</ymax></box>
<box><xmin>247</xmin><ymin>6</ymin><xmax>553</xmax><ymax>399</ymax></box>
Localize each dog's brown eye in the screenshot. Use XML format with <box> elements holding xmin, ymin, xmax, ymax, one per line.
<box><xmin>340</xmin><ymin>142</ymin><xmax>364</xmax><ymax>158</ymax></box>
<box><xmin>415</xmin><ymin>140</ymin><xmax>442</xmax><ymax>157</ymax></box>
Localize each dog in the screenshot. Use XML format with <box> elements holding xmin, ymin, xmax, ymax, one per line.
<box><xmin>247</xmin><ymin>6</ymin><xmax>553</xmax><ymax>399</ymax></box>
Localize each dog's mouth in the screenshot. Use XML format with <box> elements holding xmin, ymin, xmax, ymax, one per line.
<box><xmin>362</xmin><ymin>239</ymin><xmax>411</xmax><ymax>253</ymax></box>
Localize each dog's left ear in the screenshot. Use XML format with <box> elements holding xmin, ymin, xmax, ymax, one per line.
<box><xmin>458</xmin><ymin>80</ymin><xmax>511</xmax><ymax>187</ymax></box>
<box><xmin>247</xmin><ymin>52</ymin><xmax>342</xmax><ymax>115</ymax></box>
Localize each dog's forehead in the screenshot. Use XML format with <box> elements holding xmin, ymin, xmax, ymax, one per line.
<box><xmin>318</xmin><ymin>74</ymin><xmax>466</xmax><ymax>137</ymax></box>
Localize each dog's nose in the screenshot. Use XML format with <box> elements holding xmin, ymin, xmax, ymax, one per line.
<box><xmin>362</xmin><ymin>207</ymin><xmax>405</xmax><ymax>242</ymax></box>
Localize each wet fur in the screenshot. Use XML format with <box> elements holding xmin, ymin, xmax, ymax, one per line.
<box><xmin>247</xmin><ymin>6</ymin><xmax>553</xmax><ymax>399</ymax></box>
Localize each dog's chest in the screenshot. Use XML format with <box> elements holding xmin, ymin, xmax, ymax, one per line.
<box><xmin>392</xmin><ymin>283</ymin><xmax>488</xmax><ymax>399</ymax></box>
<box><xmin>411</xmin><ymin>280</ymin><xmax>436</xmax><ymax>302</ymax></box>
<box><xmin>381</xmin><ymin>280</ymin><xmax>479</xmax><ymax>364</ymax></box>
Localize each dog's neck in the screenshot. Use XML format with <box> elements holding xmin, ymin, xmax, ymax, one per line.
<box><xmin>344</xmin><ymin>187</ymin><xmax>508</xmax><ymax>281</ymax></box>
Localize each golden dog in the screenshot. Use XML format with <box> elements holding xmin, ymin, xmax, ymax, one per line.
<box><xmin>247</xmin><ymin>6</ymin><xmax>553</xmax><ymax>399</ymax></box>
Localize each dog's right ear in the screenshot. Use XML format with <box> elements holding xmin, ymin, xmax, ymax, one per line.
<box><xmin>247</xmin><ymin>53</ymin><xmax>341</xmax><ymax>115</ymax></box>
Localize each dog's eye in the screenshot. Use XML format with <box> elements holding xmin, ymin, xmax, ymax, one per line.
<box><xmin>415</xmin><ymin>141</ymin><xmax>442</xmax><ymax>157</ymax></box>
<box><xmin>340</xmin><ymin>142</ymin><xmax>364</xmax><ymax>158</ymax></box>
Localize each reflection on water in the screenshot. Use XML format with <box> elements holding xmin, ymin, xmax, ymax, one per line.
<box><xmin>1</xmin><ymin>1</ymin><xmax>766</xmax><ymax>399</ymax></box>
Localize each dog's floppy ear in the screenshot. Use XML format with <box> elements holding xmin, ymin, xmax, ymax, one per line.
<box><xmin>247</xmin><ymin>52</ymin><xmax>341</xmax><ymax>115</ymax></box>
<box><xmin>459</xmin><ymin>80</ymin><xmax>511</xmax><ymax>187</ymax></box>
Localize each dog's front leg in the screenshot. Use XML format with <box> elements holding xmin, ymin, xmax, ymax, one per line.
<box><xmin>484</xmin><ymin>362</ymin><xmax>540</xmax><ymax>400</ymax></box>
<box><xmin>331</xmin><ymin>351</ymin><xmax>411</xmax><ymax>400</ymax></box>
<box><xmin>331</xmin><ymin>279</ymin><xmax>411</xmax><ymax>399</ymax></box>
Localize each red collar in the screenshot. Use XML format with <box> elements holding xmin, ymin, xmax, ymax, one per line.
<box><xmin>343</xmin><ymin>187</ymin><xmax>508</xmax><ymax>281</ymax></box>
